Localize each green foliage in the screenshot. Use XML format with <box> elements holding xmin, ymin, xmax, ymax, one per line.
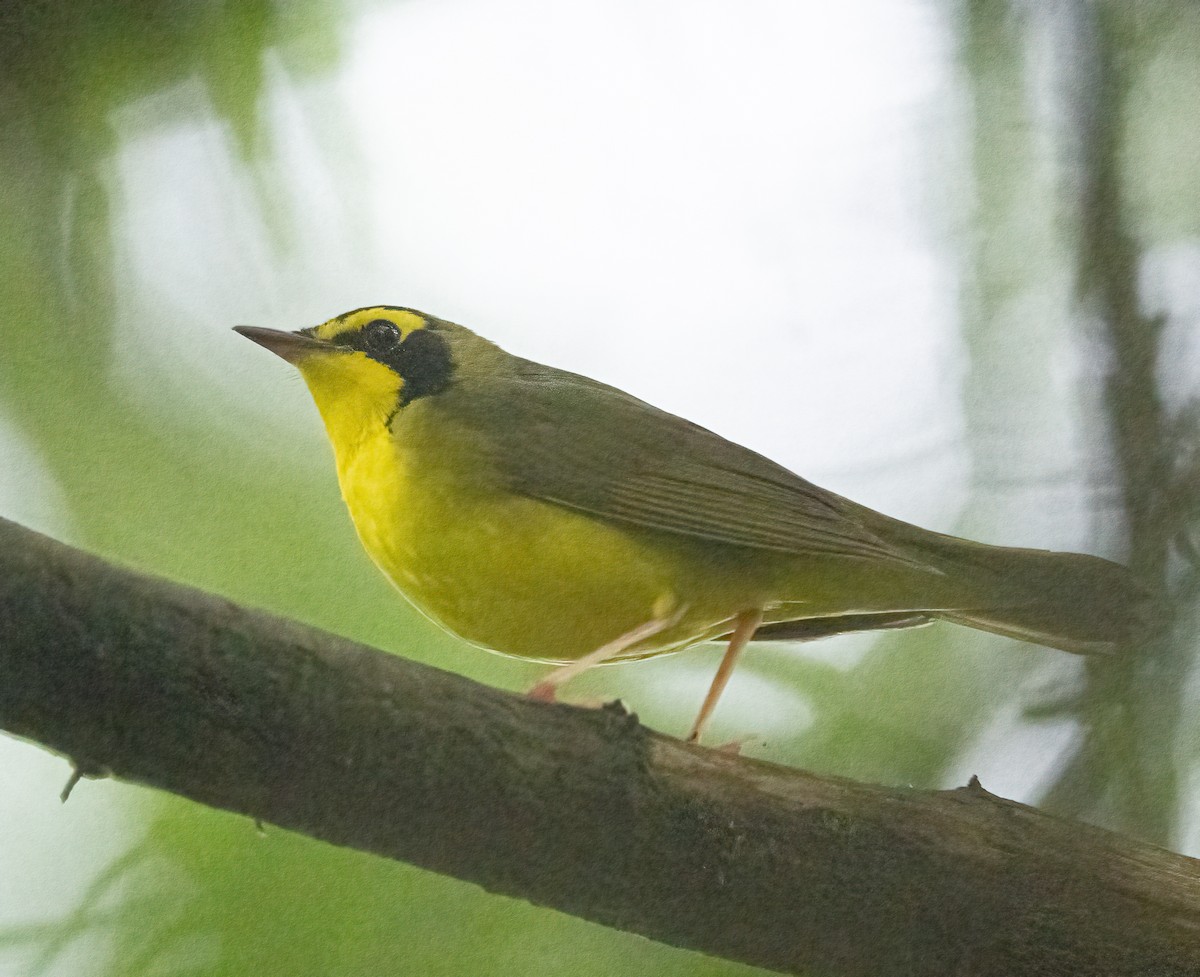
<box><xmin>20</xmin><ymin>794</ymin><xmax>760</xmax><ymax>977</ymax></box>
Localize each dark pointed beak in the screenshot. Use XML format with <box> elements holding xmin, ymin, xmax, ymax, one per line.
<box><xmin>234</xmin><ymin>326</ymin><xmax>331</xmax><ymax>364</ymax></box>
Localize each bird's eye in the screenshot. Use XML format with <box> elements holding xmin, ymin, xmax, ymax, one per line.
<box><xmin>362</xmin><ymin>318</ymin><xmax>401</xmax><ymax>353</ymax></box>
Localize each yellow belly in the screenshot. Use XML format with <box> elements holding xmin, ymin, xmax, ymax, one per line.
<box><xmin>331</xmin><ymin>406</ymin><xmax>780</xmax><ymax>662</ymax></box>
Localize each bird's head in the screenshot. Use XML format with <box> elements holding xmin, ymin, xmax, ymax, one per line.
<box><xmin>235</xmin><ymin>305</ymin><xmax>459</xmax><ymax>445</ymax></box>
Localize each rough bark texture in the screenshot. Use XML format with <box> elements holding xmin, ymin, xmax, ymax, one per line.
<box><xmin>1</xmin><ymin>515</ymin><xmax>1198</xmax><ymax>977</ymax></box>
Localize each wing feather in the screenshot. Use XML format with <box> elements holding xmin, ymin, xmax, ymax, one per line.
<box><xmin>441</xmin><ymin>361</ymin><xmax>927</xmax><ymax>569</ymax></box>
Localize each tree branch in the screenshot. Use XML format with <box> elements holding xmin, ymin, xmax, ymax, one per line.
<box><xmin>1</xmin><ymin>515</ymin><xmax>1197</xmax><ymax>976</ymax></box>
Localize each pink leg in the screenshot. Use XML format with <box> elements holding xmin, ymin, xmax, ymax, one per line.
<box><xmin>527</xmin><ymin>613</ymin><xmax>678</xmax><ymax>703</ymax></box>
<box><xmin>686</xmin><ymin>608</ymin><xmax>764</xmax><ymax>743</ymax></box>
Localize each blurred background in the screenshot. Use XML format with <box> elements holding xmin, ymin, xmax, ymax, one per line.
<box><xmin>1</xmin><ymin>0</ymin><xmax>1197</xmax><ymax>974</ymax></box>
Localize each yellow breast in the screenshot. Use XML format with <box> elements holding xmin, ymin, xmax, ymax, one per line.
<box><xmin>331</xmin><ymin>403</ymin><xmax>699</xmax><ymax>661</ymax></box>
<box><xmin>296</xmin><ymin>350</ymin><xmax>782</xmax><ymax>662</ymax></box>
<box><xmin>272</xmin><ymin>307</ymin><xmax>844</xmax><ymax>675</ymax></box>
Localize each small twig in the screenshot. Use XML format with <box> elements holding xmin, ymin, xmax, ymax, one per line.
<box><xmin>59</xmin><ymin>766</ymin><xmax>83</xmax><ymax>803</ymax></box>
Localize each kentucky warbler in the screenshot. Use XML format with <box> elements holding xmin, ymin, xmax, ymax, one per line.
<box><xmin>235</xmin><ymin>306</ymin><xmax>1148</xmax><ymax>741</ymax></box>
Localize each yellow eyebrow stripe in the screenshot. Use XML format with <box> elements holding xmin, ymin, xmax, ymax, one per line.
<box><xmin>310</xmin><ymin>307</ymin><xmax>427</xmax><ymax>342</ymax></box>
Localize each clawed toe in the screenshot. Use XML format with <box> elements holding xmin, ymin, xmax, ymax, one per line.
<box><xmin>526</xmin><ymin>681</ymin><xmax>558</xmax><ymax>703</ymax></box>
<box><xmin>526</xmin><ymin>683</ymin><xmax>614</xmax><ymax>710</ymax></box>
<box><xmin>684</xmin><ymin>733</ymin><xmax>761</xmax><ymax>755</ymax></box>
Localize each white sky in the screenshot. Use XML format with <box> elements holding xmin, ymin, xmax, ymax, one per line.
<box><xmin>104</xmin><ymin>0</ymin><xmax>970</xmax><ymax>526</ymax></box>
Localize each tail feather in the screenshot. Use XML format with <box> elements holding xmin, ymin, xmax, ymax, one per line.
<box><xmin>751</xmin><ymin>611</ymin><xmax>933</xmax><ymax>643</ymax></box>
<box><xmin>882</xmin><ymin>522</ymin><xmax>1155</xmax><ymax>655</ymax></box>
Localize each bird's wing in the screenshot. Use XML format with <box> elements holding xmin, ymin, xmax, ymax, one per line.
<box><xmin>444</xmin><ymin>362</ymin><xmax>924</xmax><ymax>567</ymax></box>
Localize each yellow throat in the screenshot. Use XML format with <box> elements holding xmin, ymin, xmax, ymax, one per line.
<box><xmin>296</xmin><ymin>308</ymin><xmax>429</xmax><ymax>465</ymax></box>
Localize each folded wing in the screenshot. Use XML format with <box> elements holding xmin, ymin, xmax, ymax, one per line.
<box><xmin>448</xmin><ymin>363</ymin><xmax>929</xmax><ymax>570</ymax></box>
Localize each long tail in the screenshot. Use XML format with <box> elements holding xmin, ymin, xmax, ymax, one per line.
<box><xmin>882</xmin><ymin>522</ymin><xmax>1154</xmax><ymax>655</ymax></box>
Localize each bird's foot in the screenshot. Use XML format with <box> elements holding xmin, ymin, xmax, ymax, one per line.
<box><xmin>526</xmin><ymin>682</ymin><xmax>611</xmax><ymax>710</ymax></box>
<box><xmin>526</xmin><ymin>612</ymin><xmax>682</xmax><ymax>705</ymax></box>
<box><xmin>684</xmin><ymin>733</ymin><xmax>761</xmax><ymax>755</ymax></box>
<box><xmin>713</xmin><ymin>736</ymin><xmax>759</xmax><ymax>755</ymax></box>
<box><xmin>526</xmin><ymin>681</ymin><xmax>558</xmax><ymax>703</ymax></box>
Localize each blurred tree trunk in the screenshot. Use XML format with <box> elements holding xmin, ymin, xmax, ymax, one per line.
<box><xmin>961</xmin><ymin>0</ymin><xmax>1198</xmax><ymax>846</ymax></box>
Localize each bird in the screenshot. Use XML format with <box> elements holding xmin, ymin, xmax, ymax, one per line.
<box><xmin>235</xmin><ymin>306</ymin><xmax>1149</xmax><ymax>742</ymax></box>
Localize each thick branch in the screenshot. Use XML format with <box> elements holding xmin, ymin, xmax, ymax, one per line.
<box><xmin>1</xmin><ymin>516</ymin><xmax>1197</xmax><ymax>977</ymax></box>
